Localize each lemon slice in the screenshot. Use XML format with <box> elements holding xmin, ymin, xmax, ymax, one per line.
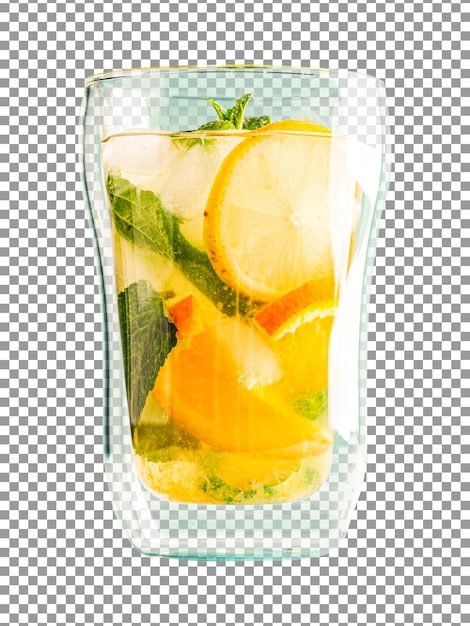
<box><xmin>204</xmin><ymin>119</ymin><xmax>357</xmax><ymax>301</ymax></box>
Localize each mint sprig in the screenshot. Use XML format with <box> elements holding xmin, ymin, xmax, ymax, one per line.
<box><xmin>174</xmin><ymin>93</ymin><xmax>271</xmax><ymax>149</ymax></box>
<box><xmin>117</xmin><ymin>280</ymin><xmax>177</xmax><ymax>425</ymax></box>
<box><xmin>107</xmin><ymin>173</ymin><xmax>261</xmax><ymax>317</ymax></box>
<box><xmin>243</xmin><ymin>115</ymin><xmax>272</xmax><ymax>130</ymax></box>
<box><xmin>207</xmin><ymin>93</ymin><xmax>253</xmax><ymax>130</ymax></box>
<box><xmin>207</xmin><ymin>93</ymin><xmax>272</xmax><ymax>131</ymax></box>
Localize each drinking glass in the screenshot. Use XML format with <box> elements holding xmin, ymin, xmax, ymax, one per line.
<box><xmin>81</xmin><ymin>66</ymin><xmax>389</xmax><ymax>559</ymax></box>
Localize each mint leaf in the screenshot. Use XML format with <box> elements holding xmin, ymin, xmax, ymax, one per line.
<box><xmin>107</xmin><ymin>172</ymin><xmax>175</xmax><ymax>260</ymax></box>
<box><xmin>175</xmin><ymin>93</ymin><xmax>259</xmax><ymax>150</ymax></box>
<box><xmin>201</xmin><ymin>475</ymin><xmax>256</xmax><ymax>504</ymax></box>
<box><xmin>206</xmin><ymin>98</ymin><xmax>227</xmax><ymax>121</ymax></box>
<box><xmin>198</xmin><ymin>120</ymin><xmax>234</xmax><ymax>131</ymax></box>
<box><xmin>133</xmin><ymin>422</ymin><xmax>199</xmax><ymax>460</ymax></box>
<box><xmin>171</xmin><ymin>228</ymin><xmax>257</xmax><ymax>317</ymax></box>
<box><xmin>225</xmin><ymin>93</ymin><xmax>253</xmax><ymax>129</ymax></box>
<box><xmin>108</xmin><ymin>173</ymin><xmax>260</xmax><ymax>317</ymax></box>
<box><xmin>243</xmin><ymin>115</ymin><xmax>271</xmax><ymax>130</ymax></box>
<box><xmin>291</xmin><ymin>389</ymin><xmax>328</xmax><ymax>423</ymax></box>
<box><xmin>118</xmin><ymin>280</ymin><xmax>177</xmax><ymax>425</ymax></box>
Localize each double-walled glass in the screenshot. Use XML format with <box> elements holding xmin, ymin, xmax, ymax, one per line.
<box><xmin>81</xmin><ymin>66</ymin><xmax>389</xmax><ymax>559</ymax></box>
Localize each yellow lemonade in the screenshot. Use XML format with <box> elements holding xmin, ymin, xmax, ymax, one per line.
<box><xmin>103</xmin><ymin>96</ymin><xmax>360</xmax><ymax>504</ymax></box>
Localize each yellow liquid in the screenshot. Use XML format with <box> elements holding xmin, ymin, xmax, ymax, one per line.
<box><xmin>103</xmin><ymin>131</ymin><xmax>358</xmax><ymax>504</ymax></box>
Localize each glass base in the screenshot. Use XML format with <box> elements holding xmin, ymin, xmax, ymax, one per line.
<box><xmin>107</xmin><ymin>434</ymin><xmax>364</xmax><ymax>560</ymax></box>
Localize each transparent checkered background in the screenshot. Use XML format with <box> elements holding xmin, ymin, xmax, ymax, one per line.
<box><xmin>3</xmin><ymin>1</ymin><xmax>468</xmax><ymax>624</ymax></box>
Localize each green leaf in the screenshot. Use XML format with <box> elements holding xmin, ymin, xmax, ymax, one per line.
<box><xmin>291</xmin><ymin>389</ymin><xmax>329</xmax><ymax>423</ymax></box>
<box><xmin>175</xmin><ymin>93</ymin><xmax>255</xmax><ymax>150</ymax></box>
<box><xmin>107</xmin><ymin>172</ymin><xmax>176</xmax><ymax>260</ymax></box>
<box><xmin>201</xmin><ymin>475</ymin><xmax>256</xmax><ymax>504</ymax></box>
<box><xmin>224</xmin><ymin>93</ymin><xmax>253</xmax><ymax>129</ymax></box>
<box><xmin>133</xmin><ymin>422</ymin><xmax>200</xmax><ymax>460</ymax></box>
<box><xmin>108</xmin><ymin>173</ymin><xmax>261</xmax><ymax>317</ymax></box>
<box><xmin>172</xmin><ymin>229</ymin><xmax>257</xmax><ymax>317</ymax></box>
<box><xmin>243</xmin><ymin>115</ymin><xmax>272</xmax><ymax>130</ymax></box>
<box><xmin>198</xmin><ymin>119</ymin><xmax>234</xmax><ymax>131</ymax></box>
<box><xmin>117</xmin><ymin>280</ymin><xmax>177</xmax><ymax>425</ymax></box>
<box><xmin>206</xmin><ymin>98</ymin><xmax>227</xmax><ymax>121</ymax></box>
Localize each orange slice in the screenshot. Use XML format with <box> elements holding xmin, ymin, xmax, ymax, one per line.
<box><xmin>273</xmin><ymin>312</ymin><xmax>335</xmax><ymax>396</ymax></box>
<box><xmin>254</xmin><ymin>275</ymin><xmax>337</xmax><ymax>339</ymax></box>
<box><xmin>168</xmin><ymin>294</ymin><xmax>203</xmax><ymax>337</ymax></box>
<box><xmin>152</xmin><ymin>297</ymin><xmax>332</xmax><ymax>453</ymax></box>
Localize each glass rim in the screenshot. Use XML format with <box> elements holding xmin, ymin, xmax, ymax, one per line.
<box><xmin>101</xmin><ymin>128</ymin><xmax>348</xmax><ymax>142</ymax></box>
<box><xmin>85</xmin><ymin>64</ymin><xmax>385</xmax><ymax>89</ymax></box>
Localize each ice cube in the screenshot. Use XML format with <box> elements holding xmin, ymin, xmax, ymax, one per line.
<box><xmin>159</xmin><ymin>136</ymin><xmax>243</xmax><ymax>248</ymax></box>
<box><xmin>101</xmin><ymin>131</ymin><xmax>181</xmax><ymax>196</ymax></box>
<box><xmin>214</xmin><ymin>316</ymin><xmax>283</xmax><ymax>390</ymax></box>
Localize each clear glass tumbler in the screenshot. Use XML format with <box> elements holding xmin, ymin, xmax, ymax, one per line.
<box><xmin>81</xmin><ymin>66</ymin><xmax>389</xmax><ymax>559</ymax></box>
